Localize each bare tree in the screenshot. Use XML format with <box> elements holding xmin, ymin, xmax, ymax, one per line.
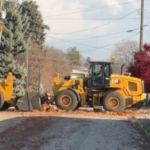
<box><xmin>17</xmin><ymin>43</ymin><xmax>72</xmax><ymax>93</ymax></box>
<box><xmin>112</xmin><ymin>40</ymin><xmax>138</xmax><ymax>74</ymax></box>
<box><xmin>66</xmin><ymin>47</ymin><xmax>81</xmax><ymax>68</ymax></box>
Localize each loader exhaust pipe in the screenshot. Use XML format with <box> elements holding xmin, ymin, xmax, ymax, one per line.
<box><xmin>121</xmin><ymin>64</ymin><xmax>125</xmax><ymax>75</ymax></box>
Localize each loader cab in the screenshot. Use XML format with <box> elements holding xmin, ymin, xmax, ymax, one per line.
<box><xmin>88</xmin><ymin>61</ymin><xmax>112</xmax><ymax>89</ymax></box>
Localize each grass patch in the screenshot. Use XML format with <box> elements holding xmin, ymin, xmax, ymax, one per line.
<box><xmin>137</xmin><ymin>120</ymin><xmax>150</xmax><ymax>136</ymax></box>
<box><xmin>129</xmin><ymin>116</ymin><xmax>150</xmax><ymax>138</ymax></box>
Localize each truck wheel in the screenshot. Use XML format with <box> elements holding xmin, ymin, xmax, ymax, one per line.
<box><xmin>55</xmin><ymin>90</ymin><xmax>79</xmax><ymax>111</ymax></box>
<box><xmin>103</xmin><ymin>91</ymin><xmax>126</xmax><ymax>112</ymax></box>
<box><xmin>0</xmin><ymin>102</ymin><xmax>11</xmax><ymax>111</ymax></box>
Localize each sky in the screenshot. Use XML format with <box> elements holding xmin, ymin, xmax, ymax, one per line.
<box><xmin>35</xmin><ymin>0</ymin><xmax>150</xmax><ymax>61</ymax></box>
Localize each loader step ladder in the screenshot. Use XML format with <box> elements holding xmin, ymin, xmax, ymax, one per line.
<box><xmin>93</xmin><ymin>106</ymin><xmax>104</xmax><ymax>111</ymax></box>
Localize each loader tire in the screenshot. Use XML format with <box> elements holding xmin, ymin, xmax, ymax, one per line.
<box><xmin>55</xmin><ymin>90</ymin><xmax>78</xmax><ymax>111</ymax></box>
<box><xmin>103</xmin><ymin>91</ymin><xmax>126</xmax><ymax>112</ymax></box>
<box><xmin>0</xmin><ymin>93</ymin><xmax>4</xmax><ymax>110</ymax></box>
<box><xmin>0</xmin><ymin>102</ymin><xmax>11</xmax><ymax>111</ymax></box>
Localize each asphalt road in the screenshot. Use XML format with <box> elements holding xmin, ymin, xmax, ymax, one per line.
<box><xmin>39</xmin><ymin>118</ymin><xmax>142</xmax><ymax>150</ymax></box>
<box><xmin>0</xmin><ymin>112</ymin><xmax>147</xmax><ymax>150</ymax></box>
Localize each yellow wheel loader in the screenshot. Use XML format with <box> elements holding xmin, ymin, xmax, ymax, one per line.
<box><xmin>0</xmin><ymin>73</ymin><xmax>14</xmax><ymax>110</ymax></box>
<box><xmin>50</xmin><ymin>61</ymin><xmax>147</xmax><ymax>112</ymax></box>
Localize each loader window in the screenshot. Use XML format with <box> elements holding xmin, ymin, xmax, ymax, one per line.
<box><xmin>91</xmin><ymin>63</ymin><xmax>111</xmax><ymax>89</ymax></box>
<box><xmin>93</xmin><ymin>64</ymin><xmax>103</xmax><ymax>86</ymax></box>
<box><xmin>128</xmin><ymin>82</ymin><xmax>137</xmax><ymax>92</ymax></box>
<box><xmin>103</xmin><ymin>64</ymin><xmax>110</xmax><ymax>77</ymax></box>
<box><xmin>94</xmin><ymin>65</ymin><xmax>103</xmax><ymax>77</ymax></box>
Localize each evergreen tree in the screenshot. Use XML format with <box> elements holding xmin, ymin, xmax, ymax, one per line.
<box><xmin>0</xmin><ymin>0</ymin><xmax>28</xmax><ymax>98</ymax></box>
<box><xmin>21</xmin><ymin>0</ymin><xmax>49</xmax><ymax>47</ymax></box>
<box><xmin>66</xmin><ymin>47</ymin><xmax>81</xmax><ymax>67</ymax></box>
<box><xmin>0</xmin><ymin>0</ymin><xmax>49</xmax><ymax>100</ymax></box>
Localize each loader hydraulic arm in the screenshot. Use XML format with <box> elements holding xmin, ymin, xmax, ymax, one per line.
<box><xmin>0</xmin><ymin>73</ymin><xmax>13</xmax><ymax>103</ymax></box>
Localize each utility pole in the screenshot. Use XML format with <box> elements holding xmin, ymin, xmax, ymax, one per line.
<box><xmin>139</xmin><ymin>0</ymin><xmax>144</xmax><ymax>51</ymax></box>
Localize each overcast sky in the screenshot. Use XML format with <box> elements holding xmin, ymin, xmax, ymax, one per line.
<box><xmin>35</xmin><ymin>0</ymin><xmax>150</xmax><ymax>61</ymax></box>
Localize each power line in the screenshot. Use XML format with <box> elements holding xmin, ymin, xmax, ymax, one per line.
<box><xmin>47</xmin><ymin>31</ymin><xmax>139</xmax><ymax>52</ymax></box>
<box><xmin>49</xmin><ymin>22</ymin><xmax>112</xmax><ymax>35</ymax></box>
<box><xmin>47</xmin><ymin>35</ymin><xmax>113</xmax><ymax>50</ymax></box>
<box><xmin>74</xmin><ymin>31</ymin><xmax>126</xmax><ymax>41</ymax></box>
<box><xmin>81</xmin><ymin>32</ymin><xmax>140</xmax><ymax>54</ymax></box>
<box><xmin>43</xmin><ymin>1</ymin><xmax>133</xmax><ymax>19</ymax></box>
<box><xmin>45</xmin><ymin>24</ymin><xmax>149</xmax><ymax>52</ymax></box>
<box><xmin>45</xmin><ymin>9</ymin><xmax>137</xmax><ymax>21</ymax></box>
<box><xmin>48</xmin><ymin>10</ymin><xmax>137</xmax><ymax>35</ymax></box>
<box><xmin>74</xmin><ymin>25</ymin><xmax>149</xmax><ymax>41</ymax></box>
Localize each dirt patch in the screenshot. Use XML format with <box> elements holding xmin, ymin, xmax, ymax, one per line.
<box><xmin>0</xmin><ymin>117</ymin><xmax>51</xmax><ymax>150</ymax></box>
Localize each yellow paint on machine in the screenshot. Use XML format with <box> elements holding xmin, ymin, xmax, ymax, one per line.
<box><xmin>110</xmin><ymin>74</ymin><xmax>146</xmax><ymax>104</ymax></box>
<box><xmin>0</xmin><ymin>73</ymin><xmax>13</xmax><ymax>102</ymax></box>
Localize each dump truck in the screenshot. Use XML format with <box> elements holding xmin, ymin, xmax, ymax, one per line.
<box><xmin>50</xmin><ymin>61</ymin><xmax>147</xmax><ymax>112</ymax></box>
<box><xmin>0</xmin><ymin>73</ymin><xmax>14</xmax><ymax>110</ymax></box>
